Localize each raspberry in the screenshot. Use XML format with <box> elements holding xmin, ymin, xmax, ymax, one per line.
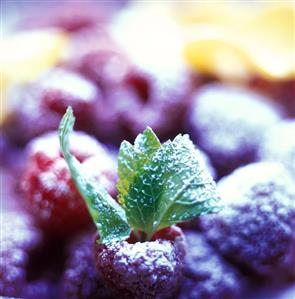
<box><xmin>0</xmin><ymin>131</ymin><xmax>9</xmax><ymax>167</ymax></box>
<box><xmin>254</xmin><ymin>284</ymin><xmax>295</xmax><ymax>299</ymax></box>
<box><xmin>81</xmin><ymin>154</ymin><xmax>118</xmax><ymax>198</ymax></box>
<box><xmin>94</xmin><ymin>226</ymin><xmax>186</xmax><ymax>299</ymax></box>
<box><xmin>62</xmin><ymin>232</ymin><xmax>114</xmax><ymax>299</ymax></box>
<box><xmin>249</xmin><ymin>77</ymin><xmax>295</xmax><ymax>117</ymax></box>
<box><xmin>20</xmin><ymin>131</ymin><xmax>117</xmax><ymax>237</ymax></box>
<box><xmin>72</xmin><ymin>47</ymin><xmax>133</xmax><ymax>144</ymax></box>
<box><xmin>20</xmin><ymin>4</ymin><xmax>106</xmax><ymax>33</ymax></box>
<box><xmin>178</xmin><ymin>230</ymin><xmax>244</xmax><ymax>299</ymax></box>
<box><xmin>22</xmin><ymin>279</ymin><xmax>57</xmax><ymax>299</ymax></box>
<box><xmin>75</xmin><ymin>48</ymin><xmax>131</xmax><ymax>93</ymax></box>
<box><xmin>64</xmin><ymin>25</ymin><xmax>122</xmax><ymax>70</ymax></box>
<box><xmin>200</xmin><ymin>162</ymin><xmax>295</xmax><ymax>283</ymax></box>
<box><xmin>73</xmin><ymin>39</ymin><xmax>193</xmax><ymax>145</ymax></box>
<box><xmin>187</xmin><ymin>84</ymin><xmax>281</xmax><ymax>177</ymax></box>
<box><xmin>119</xmin><ymin>68</ymin><xmax>193</xmax><ymax>141</ymax></box>
<box><xmin>94</xmin><ymin>67</ymin><xmax>193</xmax><ymax>144</ymax></box>
<box><xmin>276</xmin><ymin>285</ymin><xmax>295</xmax><ymax>299</ymax></box>
<box><xmin>4</xmin><ymin>68</ymin><xmax>100</xmax><ymax>145</ymax></box>
<box><xmin>257</xmin><ymin>120</ymin><xmax>295</xmax><ymax>178</ymax></box>
<box><xmin>0</xmin><ymin>210</ymin><xmax>42</xmax><ymax>297</ymax></box>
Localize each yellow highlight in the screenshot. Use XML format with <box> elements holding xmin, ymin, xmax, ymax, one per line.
<box><xmin>0</xmin><ymin>29</ymin><xmax>68</xmax><ymax>123</ymax></box>
<box><xmin>181</xmin><ymin>3</ymin><xmax>295</xmax><ymax>81</ymax></box>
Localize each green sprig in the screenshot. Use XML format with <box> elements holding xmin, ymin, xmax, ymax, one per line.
<box><xmin>59</xmin><ymin>107</ymin><xmax>221</xmax><ymax>243</ymax></box>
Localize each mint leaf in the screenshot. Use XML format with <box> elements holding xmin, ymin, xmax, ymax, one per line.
<box><xmin>117</xmin><ymin>129</ymin><xmax>220</xmax><ymax>236</ymax></box>
<box><xmin>59</xmin><ymin>107</ymin><xmax>131</xmax><ymax>243</ymax></box>
<box><xmin>117</xmin><ymin>128</ymin><xmax>161</xmax><ymax>234</ymax></box>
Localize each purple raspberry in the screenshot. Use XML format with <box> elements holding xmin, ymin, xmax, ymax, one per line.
<box><xmin>23</xmin><ymin>279</ymin><xmax>57</xmax><ymax>299</ymax></box>
<box><xmin>178</xmin><ymin>230</ymin><xmax>245</xmax><ymax>299</ymax></box>
<box><xmin>89</xmin><ymin>65</ymin><xmax>193</xmax><ymax>144</ymax></box>
<box><xmin>113</xmin><ymin>68</ymin><xmax>193</xmax><ymax>143</ymax></box>
<box><xmin>0</xmin><ymin>209</ymin><xmax>42</xmax><ymax>297</ymax></box>
<box><xmin>95</xmin><ymin>229</ymin><xmax>186</xmax><ymax>299</ymax></box>
<box><xmin>4</xmin><ymin>68</ymin><xmax>100</xmax><ymax>145</ymax></box>
<box><xmin>275</xmin><ymin>284</ymin><xmax>295</xmax><ymax>299</ymax></box>
<box><xmin>62</xmin><ymin>232</ymin><xmax>113</xmax><ymax>299</ymax></box>
<box><xmin>257</xmin><ymin>120</ymin><xmax>295</xmax><ymax>179</ymax></box>
<box><xmin>200</xmin><ymin>162</ymin><xmax>295</xmax><ymax>283</ymax></box>
<box><xmin>252</xmin><ymin>284</ymin><xmax>295</xmax><ymax>299</ymax></box>
<box><xmin>187</xmin><ymin>84</ymin><xmax>281</xmax><ymax>177</ymax></box>
<box><xmin>249</xmin><ymin>77</ymin><xmax>295</xmax><ymax>117</ymax></box>
<box><xmin>74</xmin><ymin>47</ymin><xmax>131</xmax><ymax>93</ymax></box>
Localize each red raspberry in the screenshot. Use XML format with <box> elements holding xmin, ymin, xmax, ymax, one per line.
<box><xmin>75</xmin><ymin>49</ymin><xmax>131</xmax><ymax>92</ymax></box>
<box><xmin>200</xmin><ymin>162</ymin><xmax>295</xmax><ymax>284</ymax></box>
<box><xmin>81</xmin><ymin>154</ymin><xmax>118</xmax><ymax>198</ymax></box>
<box><xmin>70</xmin><ymin>35</ymin><xmax>193</xmax><ymax>145</ymax></box>
<box><xmin>20</xmin><ymin>131</ymin><xmax>117</xmax><ymax>237</ymax></box>
<box><xmin>63</xmin><ymin>25</ymin><xmax>121</xmax><ymax>70</ymax></box>
<box><xmin>0</xmin><ymin>209</ymin><xmax>42</xmax><ymax>297</ymax></box>
<box><xmin>62</xmin><ymin>232</ymin><xmax>114</xmax><ymax>299</ymax></box>
<box><xmin>92</xmin><ymin>67</ymin><xmax>193</xmax><ymax>144</ymax></box>
<box><xmin>4</xmin><ymin>68</ymin><xmax>100</xmax><ymax>145</ymax></box>
<box><xmin>118</xmin><ymin>68</ymin><xmax>193</xmax><ymax>141</ymax></box>
<box><xmin>94</xmin><ymin>226</ymin><xmax>186</xmax><ymax>299</ymax></box>
<box><xmin>187</xmin><ymin>84</ymin><xmax>281</xmax><ymax>177</ymax></box>
<box><xmin>178</xmin><ymin>230</ymin><xmax>245</xmax><ymax>299</ymax></box>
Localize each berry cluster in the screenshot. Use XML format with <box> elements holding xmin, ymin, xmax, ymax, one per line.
<box><xmin>1</xmin><ymin>5</ymin><xmax>294</xmax><ymax>298</ymax></box>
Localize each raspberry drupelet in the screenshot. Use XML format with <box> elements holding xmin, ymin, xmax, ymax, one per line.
<box><xmin>20</xmin><ymin>131</ymin><xmax>117</xmax><ymax>237</ymax></box>
<box><xmin>187</xmin><ymin>84</ymin><xmax>281</xmax><ymax>177</ymax></box>
<box><xmin>4</xmin><ymin>68</ymin><xmax>100</xmax><ymax>146</ymax></box>
<box><xmin>200</xmin><ymin>162</ymin><xmax>295</xmax><ymax>284</ymax></box>
<box><xmin>178</xmin><ymin>230</ymin><xmax>245</xmax><ymax>299</ymax></box>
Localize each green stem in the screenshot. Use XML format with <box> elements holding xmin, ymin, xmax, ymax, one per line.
<box><xmin>146</xmin><ymin>231</ymin><xmax>153</xmax><ymax>242</ymax></box>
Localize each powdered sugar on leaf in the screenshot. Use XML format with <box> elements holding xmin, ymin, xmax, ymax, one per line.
<box><xmin>118</xmin><ymin>127</ymin><xmax>221</xmax><ymax>236</ymax></box>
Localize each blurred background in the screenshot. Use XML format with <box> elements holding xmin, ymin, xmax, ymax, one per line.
<box><xmin>2</xmin><ymin>0</ymin><xmax>294</xmax><ymax>119</ymax></box>
<box><xmin>1</xmin><ymin>0</ymin><xmax>294</xmax><ymax>164</ymax></box>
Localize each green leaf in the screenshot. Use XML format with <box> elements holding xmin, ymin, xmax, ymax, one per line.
<box><xmin>117</xmin><ymin>128</ymin><xmax>161</xmax><ymax>234</ymax></box>
<box><xmin>117</xmin><ymin>129</ymin><xmax>221</xmax><ymax>237</ymax></box>
<box><xmin>59</xmin><ymin>107</ymin><xmax>131</xmax><ymax>243</ymax></box>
